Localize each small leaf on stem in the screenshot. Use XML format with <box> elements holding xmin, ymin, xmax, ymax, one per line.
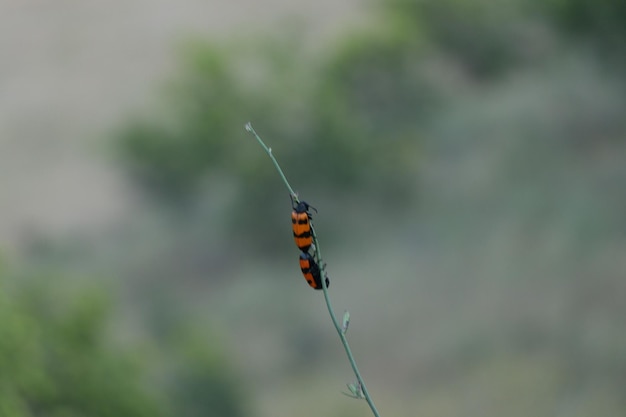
<box><xmin>342</xmin><ymin>310</ymin><xmax>351</xmax><ymax>334</ymax></box>
<box><xmin>342</xmin><ymin>382</ymin><xmax>365</xmax><ymax>399</ymax></box>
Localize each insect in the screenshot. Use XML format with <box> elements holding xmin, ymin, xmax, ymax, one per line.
<box><xmin>299</xmin><ymin>252</ymin><xmax>330</xmax><ymax>290</ymax></box>
<box><xmin>291</xmin><ymin>196</ymin><xmax>317</xmax><ymax>253</ymax></box>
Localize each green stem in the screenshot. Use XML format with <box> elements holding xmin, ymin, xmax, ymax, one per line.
<box><xmin>245</xmin><ymin>123</ymin><xmax>295</xmax><ymax>197</ymax></box>
<box><xmin>312</xmin><ymin>230</ymin><xmax>381</xmax><ymax>417</ymax></box>
<box><xmin>246</xmin><ymin>122</ymin><xmax>381</xmax><ymax>417</ymax></box>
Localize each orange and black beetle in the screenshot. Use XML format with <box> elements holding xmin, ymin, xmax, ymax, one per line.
<box><xmin>299</xmin><ymin>252</ymin><xmax>329</xmax><ymax>290</ymax></box>
<box><xmin>291</xmin><ymin>197</ymin><xmax>317</xmax><ymax>253</ymax></box>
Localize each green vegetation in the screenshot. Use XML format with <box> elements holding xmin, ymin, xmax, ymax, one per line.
<box><xmin>115</xmin><ymin>0</ymin><xmax>626</xmax><ymax>252</ymax></box>
<box><xmin>6</xmin><ymin>0</ymin><xmax>626</xmax><ymax>416</ymax></box>
<box><xmin>537</xmin><ymin>0</ymin><xmax>626</xmax><ymax>43</ymax></box>
<box><xmin>0</xmin><ymin>273</ymin><xmax>162</xmax><ymax>417</ymax></box>
<box><xmin>108</xmin><ymin>5</ymin><xmax>626</xmax><ymax>412</ymax></box>
<box><xmin>0</xmin><ymin>265</ymin><xmax>247</xmax><ymax>417</ymax></box>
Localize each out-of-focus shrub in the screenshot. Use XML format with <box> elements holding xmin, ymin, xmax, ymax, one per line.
<box><xmin>308</xmin><ymin>22</ymin><xmax>426</xmax><ymax>201</ymax></box>
<box><xmin>118</xmin><ymin>42</ymin><xmax>250</xmax><ymax>201</ymax></box>
<box><xmin>164</xmin><ymin>329</ymin><xmax>246</xmax><ymax>417</ymax></box>
<box><xmin>0</xmin><ymin>275</ymin><xmax>163</xmax><ymax>417</ymax></box>
<box><xmin>523</xmin><ymin>0</ymin><xmax>626</xmax><ymax>69</ymax></box>
<box><xmin>114</xmin><ymin>0</ymin><xmax>594</xmax><ymax>254</ymax></box>
<box><xmin>115</xmin><ymin>32</ymin><xmax>429</xmax><ymax>251</ymax></box>
<box><xmin>536</xmin><ymin>0</ymin><xmax>626</xmax><ymax>43</ymax></box>
<box><xmin>0</xmin><ymin>267</ymin><xmax>248</xmax><ymax>417</ymax></box>
<box><xmin>385</xmin><ymin>0</ymin><xmax>533</xmax><ymax>79</ymax></box>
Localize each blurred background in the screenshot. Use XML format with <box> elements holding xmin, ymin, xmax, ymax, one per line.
<box><xmin>1</xmin><ymin>0</ymin><xmax>625</xmax><ymax>416</ymax></box>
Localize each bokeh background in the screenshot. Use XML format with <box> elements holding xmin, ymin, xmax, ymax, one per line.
<box><xmin>1</xmin><ymin>0</ymin><xmax>625</xmax><ymax>416</ymax></box>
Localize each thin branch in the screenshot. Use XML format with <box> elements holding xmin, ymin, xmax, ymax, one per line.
<box><xmin>312</xmin><ymin>229</ymin><xmax>381</xmax><ymax>417</ymax></box>
<box><xmin>245</xmin><ymin>123</ymin><xmax>295</xmax><ymax>196</ymax></box>
<box><xmin>246</xmin><ymin>122</ymin><xmax>381</xmax><ymax>417</ymax></box>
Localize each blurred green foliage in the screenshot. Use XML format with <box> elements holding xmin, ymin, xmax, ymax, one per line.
<box><xmin>384</xmin><ymin>0</ymin><xmax>530</xmax><ymax>78</ymax></box>
<box><xmin>0</xmin><ymin>267</ymin><xmax>247</xmax><ymax>417</ymax></box>
<box><xmin>0</xmin><ymin>275</ymin><xmax>162</xmax><ymax>417</ymax></box>
<box><xmin>12</xmin><ymin>0</ymin><xmax>625</xmax><ymax>416</ymax></box>
<box><xmin>115</xmin><ymin>9</ymin><xmax>439</xmax><ymax>247</ymax></box>
<box><xmin>119</xmin><ymin>43</ymin><xmax>249</xmax><ymax>200</ymax></box>
<box><xmin>537</xmin><ymin>0</ymin><xmax>626</xmax><ymax>44</ymax></box>
<box><xmin>166</xmin><ymin>332</ymin><xmax>245</xmax><ymax>417</ymax></box>
<box><xmin>115</xmin><ymin>0</ymin><xmax>626</xmax><ymax>254</ymax></box>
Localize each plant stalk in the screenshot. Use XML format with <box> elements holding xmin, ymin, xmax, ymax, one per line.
<box><xmin>246</xmin><ymin>123</ymin><xmax>381</xmax><ymax>417</ymax></box>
